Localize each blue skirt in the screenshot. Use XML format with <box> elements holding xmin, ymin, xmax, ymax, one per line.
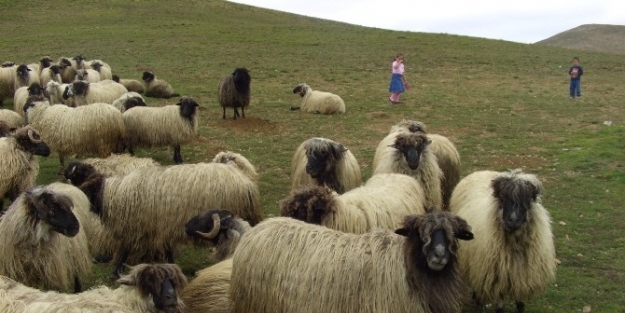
<box><xmin>389</xmin><ymin>74</ymin><xmax>404</xmax><ymax>93</ymax></box>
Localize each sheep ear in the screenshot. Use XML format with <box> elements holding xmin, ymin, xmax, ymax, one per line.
<box><xmin>453</xmin><ymin>216</ymin><xmax>474</xmax><ymax>241</ymax></box>
<box><xmin>394</xmin><ymin>227</ymin><xmax>409</xmax><ymax>236</ymax></box>
<box><xmin>117</xmin><ymin>276</ymin><xmax>135</xmax><ymax>286</ymax></box>
<box><xmin>395</xmin><ymin>215</ymin><xmax>419</xmax><ymax>236</ymax></box>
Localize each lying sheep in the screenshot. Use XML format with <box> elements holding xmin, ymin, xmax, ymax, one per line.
<box><xmin>218</xmin><ymin>67</ymin><xmax>251</xmax><ymax>120</ymax></box>
<box><xmin>230</xmin><ymin>210</ymin><xmax>474</xmax><ymax>313</ymax></box>
<box><xmin>281</xmin><ymin>173</ymin><xmax>427</xmax><ymax>233</ymax></box>
<box><xmin>44</xmin><ymin>81</ymin><xmax>71</xmax><ymax>105</ymax></box>
<box><xmin>112</xmin><ymin>92</ymin><xmax>147</xmax><ymax>112</ymax></box>
<box><xmin>112</xmin><ymin>74</ymin><xmax>145</xmax><ymax>94</ymax></box>
<box><xmin>66</xmin><ymin>80</ymin><xmax>128</xmax><ymax>106</ymax></box>
<box><xmin>0</xmin><ymin>185</ymin><xmax>91</xmax><ymax>292</ymax></box>
<box><xmin>291</xmin><ymin>83</ymin><xmax>345</xmax><ymax>114</ymax></box>
<box><xmin>75</xmin><ymin>69</ymin><xmax>101</xmax><ymax>83</ymax></box>
<box><xmin>123</xmin><ymin>96</ymin><xmax>198</xmax><ymax>164</ymax></box>
<box><xmin>14</xmin><ymin>64</ymin><xmax>40</xmax><ymax>94</ymax></box>
<box><xmin>142</xmin><ymin>71</ymin><xmax>179</xmax><ymax>99</ymax></box>
<box><xmin>0</xmin><ymin>126</ymin><xmax>50</xmax><ymax>209</ymax></box>
<box><xmin>14</xmin><ymin>83</ymin><xmax>45</xmax><ymax>117</ymax></box>
<box><xmin>39</xmin><ymin>65</ymin><xmax>61</xmax><ymax>88</ymax></box>
<box><xmin>64</xmin><ymin>161</ymin><xmax>262</xmax><ymax>277</ymax></box>
<box><xmin>24</xmin><ymin>99</ymin><xmax>126</xmax><ymax>169</ymax></box>
<box><xmin>0</xmin><ymin>109</ymin><xmax>25</xmax><ymax>132</ymax></box>
<box><xmin>185</xmin><ymin>209</ymin><xmax>252</xmax><ymax>262</ymax></box>
<box><xmin>181</xmin><ymin>259</ymin><xmax>233</xmax><ymax>313</ymax></box>
<box><xmin>212</xmin><ymin>151</ymin><xmax>258</xmax><ymax>182</ymax></box>
<box><xmin>450</xmin><ymin>170</ymin><xmax>556</xmax><ymax>313</ymax></box>
<box><xmin>80</xmin><ymin>154</ymin><xmax>160</xmax><ymax>178</ymax></box>
<box><xmin>0</xmin><ymin>263</ymin><xmax>187</xmax><ymax>313</ymax></box>
<box><xmin>290</xmin><ymin>137</ymin><xmax>361</xmax><ymax>194</ymax></box>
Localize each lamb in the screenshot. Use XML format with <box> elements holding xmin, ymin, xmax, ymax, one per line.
<box><xmin>75</xmin><ymin>68</ymin><xmax>101</xmax><ymax>83</ymax></box>
<box><xmin>44</xmin><ymin>81</ymin><xmax>71</xmax><ymax>105</ymax></box>
<box><xmin>39</xmin><ymin>65</ymin><xmax>61</xmax><ymax>88</ymax></box>
<box><xmin>212</xmin><ymin>151</ymin><xmax>258</xmax><ymax>182</ymax></box>
<box><xmin>123</xmin><ymin>96</ymin><xmax>198</xmax><ymax>164</ymax></box>
<box><xmin>66</xmin><ymin>80</ymin><xmax>128</xmax><ymax>106</ymax></box>
<box><xmin>291</xmin><ymin>83</ymin><xmax>345</xmax><ymax>114</ymax></box>
<box><xmin>230</xmin><ymin>210</ymin><xmax>474</xmax><ymax>313</ymax></box>
<box><xmin>112</xmin><ymin>92</ymin><xmax>147</xmax><ymax>112</ymax></box>
<box><xmin>449</xmin><ymin>170</ymin><xmax>556</xmax><ymax>313</ymax></box>
<box><xmin>24</xmin><ymin>99</ymin><xmax>126</xmax><ymax>168</ymax></box>
<box><xmin>112</xmin><ymin>74</ymin><xmax>145</xmax><ymax>94</ymax></box>
<box><xmin>185</xmin><ymin>209</ymin><xmax>252</xmax><ymax>262</ymax></box>
<box><xmin>14</xmin><ymin>64</ymin><xmax>40</xmax><ymax>93</ymax></box>
<box><xmin>57</xmin><ymin>57</ymin><xmax>77</xmax><ymax>83</ymax></box>
<box><xmin>281</xmin><ymin>173</ymin><xmax>428</xmax><ymax>234</ymax></box>
<box><xmin>0</xmin><ymin>126</ymin><xmax>50</xmax><ymax>209</ymax></box>
<box><xmin>218</xmin><ymin>67</ymin><xmax>251</xmax><ymax>120</ymax></box>
<box><xmin>0</xmin><ymin>109</ymin><xmax>25</xmax><ymax>132</ymax></box>
<box><xmin>0</xmin><ymin>185</ymin><xmax>91</xmax><ymax>292</ymax></box>
<box><xmin>141</xmin><ymin>71</ymin><xmax>179</xmax><ymax>99</ymax></box>
<box><xmin>291</xmin><ymin>137</ymin><xmax>361</xmax><ymax>194</ymax></box>
<box><xmin>64</xmin><ymin>161</ymin><xmax>263</xmax><ymax>277</ymax></box>
<box><xmin>80</xmin><ymin>154</ymin><xmax>160</xmax><ymax>178</ymax></box>
<box><xmin>14</xmin><ymin>83</ymin><xmax>45</xmax><ymax>117</ymax></box>
<box><xmin>181</xmin><ymin>259</ymin><xmax>233</xmax><ymax>313</ymax></box>
<box><xmin>0</xmin><ymin>263</ymin><xmax>187</xmax><ymax>313</ymax></box>
<box><xmin>373</xmin><ymin>131</ymin><xmax>443</xmax><ymax>209</ymax></box>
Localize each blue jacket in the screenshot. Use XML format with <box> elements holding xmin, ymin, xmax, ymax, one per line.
<box><xmin>569</xmin><ymin>65</ymin><xmax>583</xmax><ymax>81</ymax></box>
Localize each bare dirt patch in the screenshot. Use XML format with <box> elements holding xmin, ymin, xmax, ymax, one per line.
<box><xmin>489</xmin><ymin>155</ymin><xmax>550</xmax><ymax>169</ymax></box>
<box><xmin>216</xmin><ymin>117</ymin><xmax>280</xmax><ymax>134</ymax></box>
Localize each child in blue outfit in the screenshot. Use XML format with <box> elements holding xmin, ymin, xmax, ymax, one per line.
<box><xmin>569</xmin><ymin>57</ymin><xmax>583</xmax><ymax>99</ymax></box>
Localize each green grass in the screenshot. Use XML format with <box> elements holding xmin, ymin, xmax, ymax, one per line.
<box><xmin>537</xmin><ymin>24</ymin><xmax>625</xmax><ymax>55</ymax></box>
<box><xmin>1</xmin><ymin>0</ymin><xmax>625</xmax><ymax>311</ymax></box>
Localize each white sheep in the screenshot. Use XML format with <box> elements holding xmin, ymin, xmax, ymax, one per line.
<box><xmin>185</xmin><ymin>209</ymin><xmax>252</xmax><ymax>262</ymax></box>
<box><xmin>13</xmin><ymin>83</ymin><xmax>45</xmax><ymax>117</ymax></box>
<box><xmin>0</xmin><ymin>109</ymin><xmax>25</xmax><ymax>132</ymax></box>
<box><xmin>39</xmin><ymin>65</ymin><xmax>61</xmax><ymax>89</ymax></box>
<box><xmin>0</xmin><ymin>64</ymin><xmax>16</xmax><ymax>105</ymax></box>
<box><xmin>123</xmin><ymin>96</ymin><xmax>198</xmax><ymax>164</ymax></box>
<box><xmin>112</xmin><ymin>74</ymin><xmax>145</xmax><ymax>94</ymax></box>
<box><xmin>230</xmin><ymin>211</ymin><xmax>474</xmax><ymax>313</ymax></box>
<box><xmin>85</xmin><ymin>59</ymin><xmax>113</xmax><ymax>80</ymax></box>
<box><xmin>142</xmin><ymin>71</ymin><xmax>179</xmax><ymax>99</ymax></box>
<box><xmin>181</xmin><ymin>259</ymin><xmax>233</xmax><ymax>313</ymax></box>
<box><xmin>13</xmin><ymin>64</ymin><xmax>40</xmax><ymax>94</ymax></box>
<box><xmin>218</xmin><ymin>68</ymin><xmax>251</xmax><ymax>119</ymax></box>
<box><xmin>212</xmin><ymin>151</ymin><xmax>258</xmax><ymax>182</ymax></box>
<box><xmin>291</xmin><ymin>83</ymin><xmax>345</xmax><ymax>114</ymax></box>
<box><xmin>75</xmin><ymin>68</ymin><xmax>101</xmax><ymax>83</ymax></box>
<box><xmin>290</xmin><ymin>137</ymin><xmax>362</xmax><ymax>194</ymax></box>
<box><xmin>450</xmin><ymin>169</ymin><xmax>556</xmax><ymax>313</ymax></box>
<box><xmin>79</xmin><ymin>154</ymin><xmax>160</xmax><ymax>177</ymax></box>
<box><xmin>66</xmin><ymin>80</ymin><xmax>128</xmax><ymax>106</ymax></box>
<box><xmin>44</xmin><ymin>81</ymin><xmax>72</xmax><ymax>105</ymax></box>
<box><xmin>111</xmin><ymin>92</ymin><xmax>146</xmax><ymax>112</ymax></box>
<box><xmin>281</xmin><ymin>173</ymin><xmax>427</xmax><ymax>234</ymax></box>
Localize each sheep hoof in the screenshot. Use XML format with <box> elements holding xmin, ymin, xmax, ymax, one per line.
<box><xmin>516</xmin><ymin>301</ymin><xmax>525</xmax><ymax>313</ymax></box>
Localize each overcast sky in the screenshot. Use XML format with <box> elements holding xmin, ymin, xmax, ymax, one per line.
<box><xmin>228</xmin><ymin>0</ymin><xmax>624</xmax><ymax>43</ymax></box>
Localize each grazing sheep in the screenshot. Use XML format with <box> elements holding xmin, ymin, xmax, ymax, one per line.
<box><xmin>64</xmin><ymin>161</ymin><xmax>262</xmax><ymax>277</ymax></box>
<box><xmin>291</xmin><ymin>137</ymin><xmax>361</xmax><ymax>194</ymax></box>
<box><xmin>66</xmin><ymin>80</ymin><xmax>128</xmax><ymax>106</ymax></box>
<box><xmin>57</xmin><ymin>57</ymin><xmax>77</xmax><ymax>83</ymax></box>
<box><xmin>88</xmin><ymin>61</ymin><xmax>113</xmax><ymax>80</ymax></box>
<box><xmin>0</xmin><ymin>126</ymin><xmax>50</xmax><ymax>209</ymax></box>
<box><xmin>44</xmin><ymin>81</ymin><xmax>71</xmax><ymax>105</ymax></box>
<box><xmin>0</xmin><ymin>109</ymin><xmax>25</xmax><ymax>131</ymax></box>
<box><xmin>112</xmin><ymin>92</ymin><xmax>147</xmax><ymax>112</ymax></box>
<box><xmin>182</xmin><ymin>259</ymin><xmax>233</xmax><ymax>313</ymax></box>
<box><xmin>218</xmin><ymin>67</ymin><xmax>251</xmax><ymax>120</ymax></box>
<box><xmin>14</xmin><ymin>83</ymin><xmax>45</xmax><ymax>117</ymax></box>
<box><xmin>281</xmin><ymin>173</ymin><xmax>427</xmax><ymax>233</ymax></box>
<box><xmin>14</xmin><ymin>64</ymin><xmax>40</xmax><ymax>93</ymax></box>
<box><xmin>212</xmin><ymin>151</ymin><xmax>258</xmax><ymax>182</ymax></box>
<box><xmin>291</xmin><ymin>83</ymin><xmax>345</xmax><ymax>114</ymax></box>
<box><xmin>373</xmin><ymin>131</ymin><xmax>443</xmax><ymax>209</ymax></box>
<box><xmin>0</xmin><ymin>263</ymin><xmax>187</xmax><ymax>313</ymax></box>
<box><xmin>24</xmin><ymin>99</ymin><xmax>126</xmax><ymax>168</ymax></box>
<box><xmin>39</xmin><ymin>65</ymin><xmax>61</xmax><ymax>88</ymax></box>
<box><xmin>185</xmin><ymin>209</ymin><xmax>252</xmax><ymax>262</ymax></box>
<box><xmin>141</xmin><ymin>71</ymin><xmax>179</xmax><ymax>99</ymax></box>
<box><xmin>80</xmin><ymin>154</ymin><xmax>159</xmax><ymax>178</ymax></box>
<box><xmin>123</xmin><ymin>96</ymin><xmax>198</xmax><ymax>164</ymax></box>
<box><xmin>112</xmin><ymin>74</ymin><xmax>145</xmax><ymax>94</ymax></box>
<box><xmin>450</xmin><ymin>170</ymin><xmax>556</xmax><ymax>313</ymax></box>
<box><xmin>230</xmin><ymin>210</ymin><xmax>474</xmax><ymax>313</ymax></box>
<box><xmin>0</xmin><ymin>64</ymin><xmax>16</xmax><ymax>105</ymax></box>
<box><xmin>75</xmin><ymin>68</ymin><xmax>101</xmax><ymax>83</ymax></box>
<box><xmin>0</xmin><ymin>185</ymin><xmax>91</xmax><ymax>292</ymax></box>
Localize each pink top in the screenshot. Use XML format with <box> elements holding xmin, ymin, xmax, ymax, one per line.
<box><xmin>392</xmin><ymin>61</ymin><xmax>404</xmax><ymax>75</ymax></box>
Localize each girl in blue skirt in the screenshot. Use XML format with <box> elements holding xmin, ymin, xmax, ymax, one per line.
<box><xmin>389</xmin><ymin>53</ymin><xmax>407</xmax><ymax>104</ymax></box>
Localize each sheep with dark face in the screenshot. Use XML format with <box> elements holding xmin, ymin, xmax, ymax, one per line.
<box><xmin>290</xmin><ymin>137</ymin><xmax>361</xmax><ymax>194</ymax></box>
<box><xmin>0</xmin><ymin>109</ymin><xmax>25</xmax><ymax>132</ymax></box>
<box><xmin>142</xmin><ymin>71</ymin><xmax>180</xmax><ymax>99</ymax></box>
<box><xmin>112</xmin><ymin>92</ymin><xmax>147</xmax><ymax>112</ymax></box>
<box><xmin>0</xmin><ymin>185</ymin><xmax>91</xmax><ymax>292</ymax></box>
<box><xmin>14</xmin><ymin>83</ymin><xmax>45</xmax><ymax>117</ymax></box>
<box><xmin>291</xmin><ymin>83</ymin><xmax>345</xmax><ymax>114</ymax></box>
<box><xmin>218</xmin><ymin>67</ymin><xmax>251</xmax><ymax>120</ymax></box>
<box><xmin>14</xmin><ymin>64</ymin><xmax>40</xmax><ymax>94</ymax></box>
<box><xmin>57</xmin><ymin>57</ymin><xmax>77</xmax><ymax>83</ymax></box>
<box><xmin>0</xmin><ymin>263</ymin><xmax>187</xmax><ymax>313</ymax></box>
<box><xmin>87</xmin><ymin>60</ymin><xmax>113</xmax><ymax>80</ymax></box>
<box><xmin>185</xmin><ymin>209</ymin><xmax>252</xmax><ymax>262</ymax></box>
<box><xmin>39</xmin><ymin>65</ymin><xmax>61</xmax><ymax>88</ymax></box>
<box><xmin>37</xmin><ymin>56</ymin><xmax>53</xmax><ymax>73</ymax></box>
<box><xmin>230</xmin><ymin>210</ymin><xmax>474</xmax><ymax>313</ymax></box>
<box><xmin>450</xmin><ymin>170</ymin><xmax>556</xmax><ymax>313</ymax></box>
<box><xmin>113</xmin><ymin>74</ymin><xmax>145</xmax><ymax>94</ymax></box>
<box><xmin>66</xmin><ymin>79</ymin><xmax>128</xmax><ymax>106</ymax></box>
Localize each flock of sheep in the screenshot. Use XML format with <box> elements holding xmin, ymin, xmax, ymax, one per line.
<box><xmin>0</xmin><ymin>55</ymin><xmax>557</xmax><ymax>313</ymax></box>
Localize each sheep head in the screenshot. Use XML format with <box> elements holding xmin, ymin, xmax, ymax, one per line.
<box><xmin>304</xmin><ymin>138</ymin><xmax>347</xmax><ymax>192</ymax></box>
<box><xmin>118</xmin><ymin>264</ymin><xmax>187</xmax><ymax>313</ymax></box>
<box><xmin>142</xmin><ymin>71</ymin><xmax>155</xmax><ymax>83</ymax></box>
<box><xmin>91</xmin><ymin>61</ymin><xmax>104</xmax><ymax>72</ymax></box>
<box><xmin>64</xmin><ymin>162</ymin><xmax>99</xmax><ymax>187</ymax></box>
<box><xmin>49</xmin><ymin>64</ymin><xmax>61</xmax><ymax>75</ymax></box>
<box><xmin>123</xmin><ymin>96</ymin><xmax>147</xmax><ymax>111</ymax></box>
<box><xmin>67</xmin><ymin>81</ymin><xmax>89</xmax><ymax>97</ymax></box>
<box><xmin>112</xmin><ymin>74</ymin><xmax>120</xmax><ymax>82</ymax></box>
<box><xmin>58</xmin><ymin>58</ymin><xmax>72</xmax><ymax>69</ymax></box>
<box><xmin>394</xmin><ymin>119</ymin><xmax>428</xmax><ymax>133</ymax></box>
<box><xmin>279</xmin><ymin>186</ymin><xmax>335</xmax><ymax>225</ymax></box>
<box><xmin>185</xmin><ymin>209</ymin><xmax>235</xmax><ymax>244</ymax></box>
<box><xmin>13</xmin><ymin>126</ymin><xmax>51</xmax><ymax>157</ymax></box>
<box><xmin>40</xmin><ymin>56</ymin><xmax>52</xmax><ymax>69</ymax></box>
<box><xmin>176</xmin><ymin>96</ymin><xmax>199</xmax><ymax>121</ymax></box>
<box><xmin>390</xmin><ymin>132</ymin><xmax>431</xmax><ymax>170</ymax></box>
<box><xmin>292</xmin><ymin>83</ymin><xmax>309</xmax><ymax>97</ymax></box>
<box><xmin>15</xmin><ymin>64</ymin><xmax>32</xmax><ymax>82</ymax></box>
<box><xmin>492</xmin><ymin>170</ymin><xmax>542</xmax><ymax>233</ymax></box>
<box><xmin>27</xmin><ymin>82</ymin><xmax>44</xmax><ymax>97</ymax></box>
<box><xmin>75</xmin><ymin>69</ymin><xmax>89</xmax><ymax>81</ymax></box>
<box><xmin>232</xmin><ymin>67</ymin><xmax>251</xmax><ymax>95</ymax></box>
<box><xmin>25</xmin><ymin>186</ymin><xmax>79</xmax><ymax>237</ymax></box>
<box><xmin>73</xmin><ymin>55</ymin><xmax>84</xmax><ymax>67</ymax></box>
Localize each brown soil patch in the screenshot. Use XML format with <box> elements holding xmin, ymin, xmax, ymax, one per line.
<box><xmin>489</xmin><ymin>155</ymin><xmax>550</xmax><ymax>169</ymax></box>
<box><xmin>216</xmin><ymin>117</ymin><xmax>279</xmax><ymax>134</ymax></box>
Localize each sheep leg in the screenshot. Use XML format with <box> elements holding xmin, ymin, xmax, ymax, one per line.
<box><xmin>74</xmin><ymin>276</ymin><xmax>82</xmax><ymax>293</ymax></box>
<box><xmin>241</xmin><ymin>106</ymin><xmax>245</xmax><ymax>118</ymax></box>
<box><xmin>173</xmin><ymin>145</ymin><xmax>183</xmax><ymax>164</ymax></box>
<box><xmin>112</xmin><ymin>249</ymin><xmax>130</xmax><ymax>278</ymax></box>
<box><xmin>222</xmin><ymin>107</ymin><xmax>226</xmax><ymax>119</ymax></box>
<box><xmin>233</xmin><ymin>107</ymin><xmax>239</xmax><ymax>120</ymax></box>
<box><xmin>165</xmin><ymin>249</ymin><xmax>174</xmax><ymax>263</ymax></box>
<box><xmin>128</xmin><ymin>145</ymin><xmax>135</xmax><ymax>156</ymax></box>
<box><xmin>516</xmin><ymin>301</ymin><xmax>525</xmax><ymax>313</ymax></box>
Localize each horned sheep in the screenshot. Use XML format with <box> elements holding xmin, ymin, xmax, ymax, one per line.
<box><xmin>450</xmin><ymin>169</ymin><xmax>556</xmax><ymax>313</ymax></box>
<box><xmin>230</xmin><ymin>211</ymin><xmax>474</xmax><ymax>313</ymax></box>
<box><xmin>218</xmin><ymin>67</ymin><xmax>251</xmax><ymax>120</ymax></box>
<box><xmin>290</xmin><ymin>137</ymin><xmax>361</xmax><ymax>194</ymax></box>
<box><xmin>111</xmin><ymin>92</ymin><xmax>147</xmax><ymax>112</ymax></box>
<box><xmin>185</xmin><ymin>209</ymin><xmax>252</xmax><ymax>262</ymax></box>
<box><xmin>291</xmin><ymin>83</ymin><xmax>345</xmax><ymax>114</ymax></box>
<box><xmin>281</xmin><ymin>173</ymin><xmax>427</xmax><ymax>234</ymax></box>
<box><xmin>112</xmin><ymin>74</ymin><xmax>145</xmax><ymax>94</ymax></box>
<box><xmin>141</xmin><ymin>71</ymin><xmax>179</xmax><ymax>99</ymax></box>
<box><xmin>212</xmin><ymin>151</ymin><xmax>258</xmax><ymax>182</ymax></box>
<box><xmin>66</xmin><ymin>80</ymin><xmax>128</xmax><ymax>106</ymax></box>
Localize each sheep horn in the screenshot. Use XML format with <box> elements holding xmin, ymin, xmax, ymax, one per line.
<box><xmin>27</xmin><ymin>128</ymin><xmax>42</xmax><ymax>143</ymax></box>
<box><xmin>195</xmin><ymin>213</ymin><xmax>221</xmax><ymax>240</ymax></box>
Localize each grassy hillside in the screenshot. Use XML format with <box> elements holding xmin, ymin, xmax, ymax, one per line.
<box><xmin>1</xmin><ymin>1</ymin><xmax>624</xmax><ymax>312</ymax></box>
<box><xmin>537</xmin><ymin>24</ymin><xmax>625</xmax><ymax>54</ymax></box>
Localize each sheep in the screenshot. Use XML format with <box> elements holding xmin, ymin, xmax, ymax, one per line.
<box><xmin>123</xmin><ymin>96</ymin><xmax>198</xmax><ymax>164</ymax></box>
<box><xmin>290</xmin><ymin>137</ymin><xmax>361</xmax><ymax>194</ymax></box>
<box><xmin>66</xmin><ymin>80</ymin><xmax>128</xmax><ymax>106</ymax></box>
<box><xmin>449</xmin><ymin>170</ymin><xmax>556</xmax><ymax>313</ymax></box>
<box><xmin>81</xmin><ymin>154</ymin><xmax>160</xmax><ymax>177</ymax></box>
<box><xmin>13</xmin><ymin>64</ymin><xmax>40</xmax><ymax>93</ymax></box>
<box><xmin>44</xmin><ymin>81</ymin><xmax>71</xmax><ymax>105</ymax></box>
<box><xmin>24</xmin><ymin>99</ymin><xmax>126</xmax><ymax>169</ymax></box>
<box><xmin>185</xmin><ymin>209</ymin><xmax>252</xmax><ymax>262</ymax></box>
<box><xmin>112</xmin><ymin>92</ymin><xmax>147</xmax><ymax>112</ymax></box>
<box><xmin>37</xmin><ymin>56</ymin><xmax>53</xmax><ymax>74</ymax></box>
<box><xmin>84</xmin><ymin>59</ymin><xmax>113</xmax><ymax>80</ymax></box>
<box><xmin>0</xmin><ymin>263</ymin><xmax>187</xmax><ymax>313</ymax></box>
<box><xmin>112</xmin><ymin>74</ymin><xmax>145</xmax><ymax>94</ymax></box>
<box><xmin>75</xmin><ymin>68</ymin><xmax>101</xmax><ymax>83</ymax></box>
<box><xmin>0</xmin><ymin>121</ymin><xmax>11</xmax><ymax>137</ymax></box>
<box><xmin>0</xmin><ymin>126</ymin><xmax>50</xmax><ymax>209</ymax></box>
<box><xmin>373</xmin><ymin>131</ymin><xmax>443</xmax><ymax>209</ymax></box>
<box><xmin>141</xmin><ymin>71</ymin><xmax>179</xmax><ymax>99</ymax></box>
<box><xmin>57</xmin><ymin>57</ymin><xmax>77</xmax><ymax>83</ymax></box>
<box><xmin>181</xmin><ymin>259</ymin><xmax>233</xmax><ymax>313</ymax></box>
<box><xmin>212</xmin><ymin>151</ymin><xmax>258</xmax><ymax>182</ymax></box>
<box><xmin>0</xmin><ymin>64</ymin><xmax>16</xmax><ymax>105</ymax></box>
<box><xmin>14</xmin><ymin>83</ymin><xmax>45</xmax><ymax>117</ymax></box>
<box><xmin>291</xmin><ymin>83</ymin><xmax>345</xmax><ymax>114</ymax></box>
<box><xmin>0</xmin><ymin>109</ymin><xmax>25</xmax><ymax>131</ymax></box>
<box><xmin>281</xmin><ymin>173</ymin><xmax>427</xmax><ymax>233</ymax></box>
<box><xmin>230</xmin><ymin>210</ymin><xmax>474</xmax><ymax>313</ymax></box>
<box><xmin>0</xmin><ymin>185</ymin><xmax>91</xmax><ymax>292</ymax></box>
<box><xmin>218</xmin><ymin>67</ymin><xmax>251</xmax><ymax>120</ymax></box>
<box><xmin>39</xmin><ymin>64</ymin><xmax>61</xmax><ymax>88</ymax></box>
<box><xmin>64</xmin><ymin>161</ymin><xmax>263</xmax><ymax>277</ymax></box>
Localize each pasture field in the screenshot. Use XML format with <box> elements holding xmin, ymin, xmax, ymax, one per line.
<box><xmin>1</xmin><ymin>1</ymin><xmax>624</xmax><ymax>311</ymax></box>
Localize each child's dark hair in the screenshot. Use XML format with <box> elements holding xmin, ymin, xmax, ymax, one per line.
<box><xmin>572</xmin><ymin>56</ymin><xmax>580</xmax><ymax>62</ymax></box>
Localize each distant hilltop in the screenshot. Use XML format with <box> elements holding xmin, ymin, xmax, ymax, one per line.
<box><xmin>536</xmin><ymin>24</ymin><xmax>625</xmax><ymax>54</ymax></box>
